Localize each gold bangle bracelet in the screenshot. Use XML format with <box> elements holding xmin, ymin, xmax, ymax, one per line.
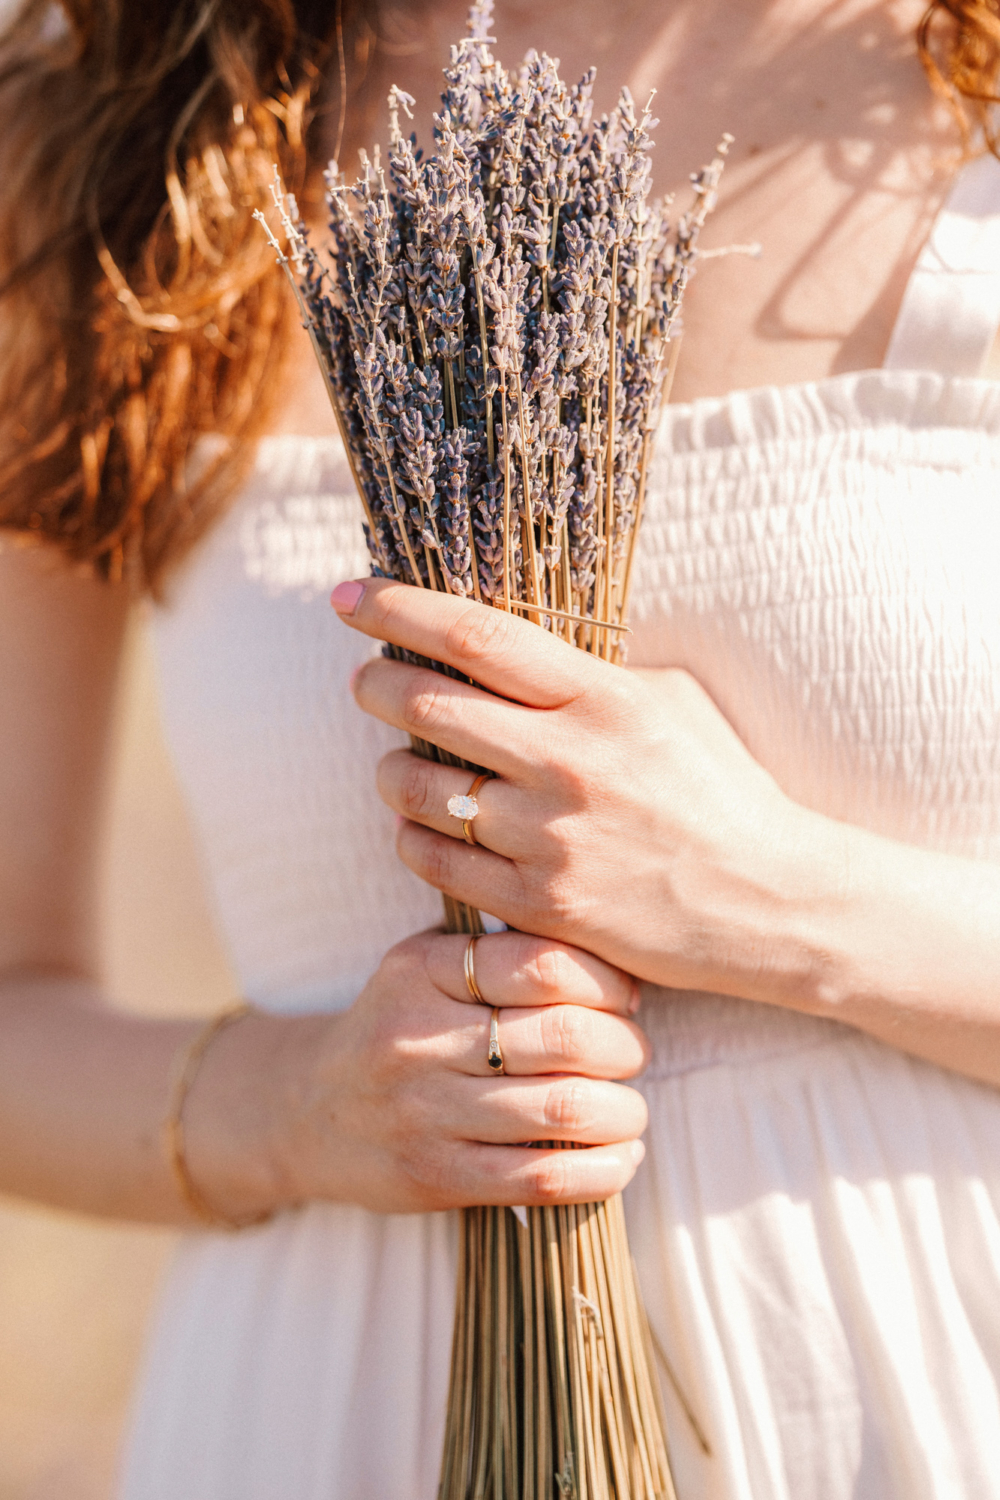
<box><xmin>164</xmin><ymin>1003</ymin><xmax>274</xmax><ymax>1232</ymax></box>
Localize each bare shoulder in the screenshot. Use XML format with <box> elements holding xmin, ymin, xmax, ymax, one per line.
<box><xmin>0</xmin><ymin>541</ymin><xmax>126</xmax><ymax>676</ymax></box>
<box><xmin>0</xmin><ymin>542</ymin><xmax>129</xmax><ymax>978</ymax></box>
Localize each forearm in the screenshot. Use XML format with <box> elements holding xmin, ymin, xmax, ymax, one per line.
<box><xmin>0</xmin><ymin>971</ymin><xmax>300</xmax><ymax>1224</ymax></box>
<box><xmin>746</xmin><ymin>808</ymin><xmax>1000</xmax><ymax>1086</ymax></box>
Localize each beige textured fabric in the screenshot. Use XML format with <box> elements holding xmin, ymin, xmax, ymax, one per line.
<box><xmin>120</xmin><ymin>164</ymin><xmax>1000</xmax><ymax>1498</ymax></box>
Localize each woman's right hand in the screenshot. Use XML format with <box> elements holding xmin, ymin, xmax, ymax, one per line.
<box><xmin>193</xmin><ymin>930</ymin><xmax>651</xmax><ymax>1218</ymax></box>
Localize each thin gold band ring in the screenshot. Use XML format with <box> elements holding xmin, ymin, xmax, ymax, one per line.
<box><xmin>464</xmin><ymin>934</ymin><xmax>487</xmax><ymax>1004</ymax></box>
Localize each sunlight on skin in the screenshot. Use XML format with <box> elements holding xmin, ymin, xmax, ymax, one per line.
<box><xmin>274</xmin><ymin>0</ymin><xmax>958</xmax><ymax>444</ymax></box>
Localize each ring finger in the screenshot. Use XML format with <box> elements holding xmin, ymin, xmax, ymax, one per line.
<box><xmin>377</xmin><ymin>749</ymin><xmax>530</xmax><ymax>856</ymax></box>
<box><xmin>460</xmin><ymin>1003</ymin><xmax>649</xmax><ymax>1081</ymax></box>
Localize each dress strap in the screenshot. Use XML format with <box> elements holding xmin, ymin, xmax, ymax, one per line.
<box><xmin>884</xmin><ymin>152</ymin><xmax>1000</xmax><ymax>377</ymax></box>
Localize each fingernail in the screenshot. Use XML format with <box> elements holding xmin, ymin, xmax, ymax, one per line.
<box><xmin>628</xmin><ymin>980</ymin><xmax>641</xmax><ymax>1016</ymax></box>
<box><xmin>395</xmin><ymin>814</ymin><xmax>405</xmax><ymax>830</ymax></box>
<box><xmin>331</xmin><ymin>580</ymin><xmax>365</xmax><ymax>615</ymax></box>
<box><xmin>630</xmin><ymin>1140</ymin><xmax>646</xmax><ymax>1166</ymax></box>
<box><xmin>348</xmin><ymin>664</ymin><xmax>362</xmax><ymax>693</ymax></box>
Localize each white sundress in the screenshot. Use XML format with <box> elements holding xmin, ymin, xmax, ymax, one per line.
<box><xmin>119</xmin><ymin>154</ymin><xmax>1000</xmax><ymax>1500</ymax></box>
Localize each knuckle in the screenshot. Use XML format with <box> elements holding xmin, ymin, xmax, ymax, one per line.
<box><xmin>525</xmin><ymin>938</ymin><xmax>574</xmax><ymax>997</ymax></box>
<box><xmin>381</xmin><ymin>931</ymin><xmax>429</xmax><ymax>978</ymax></box>
<box><xmin>444</xmin><ymin>602</ymin><xmax>512</xmax><ymax>667</ymax></box>
<box><xmin>543</xmin><ymin>1077</ymin><xmax>590</xmax><ymax>1135</ymax></box>
<box><xmin>541</xmin><ymin>1005</ymin><xmax>591</xmax><ymax>1069</ymax></box>
<box><xmin>376</xmin><ymin>945</ymin><xmax>410</xmax><ymax>991</ymax></box>
<box><xmin>398</xmin><ymin>758</ymin><xmax>437</xmax><ymax>820</ymax></box>
<box><xmin>536</xmin><ymin>872</ymin><xmax>590</xmax><ymax>938</ymax></box>
<box><xmin>528</xmin><ymin>1152</ymin><xmax>572</xmax><ymax>1204</ymax></box>
<box><xmin>543</xmin><ymin>760</ymin><xmax>589</xmax><ymax>812</ymax></box>
<box><xmin>402</xmin><ymin>679</ymin><xmax>450</xmax><ymax>734</ymax></box>
<box><xmin>601</xmin><ymin>669</ymin><xmax>639</xmax><ymax>723</ymax></box>
<box><xmin>418</xmin><ymin>835</ymin><xmax>454</xmax><ymax>892</ymax></box>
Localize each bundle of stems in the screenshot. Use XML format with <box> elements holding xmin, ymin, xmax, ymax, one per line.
<box><xmin>258</xmin><ymin>6</ymin><xmax>725</xmax><ymax>1493</ymax></box>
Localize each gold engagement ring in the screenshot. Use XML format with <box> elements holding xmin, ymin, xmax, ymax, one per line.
<box><xmin>447</xmin><ymin>772</ymin><xmax>491</xmax><ymax>846</ymax></box>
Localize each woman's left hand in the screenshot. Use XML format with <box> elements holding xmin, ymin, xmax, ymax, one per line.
<box><xmin>333</xmin><ymin>577</ymin><xmax>837</xmax><ymax>1010</ymax></box>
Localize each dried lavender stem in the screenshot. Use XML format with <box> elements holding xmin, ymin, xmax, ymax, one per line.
<box><xmin>591</xmin><ymin>438</ymin><xmax>606</xmax><ymax>656</ymax></box>
<box><xmin>442</xmin><ymin>359</ymin><xmax>454</xmax><ymax>430</ymax></box>
<box><xmin>645</xmin><ymin>1312</ymin><xmax>712</xmax><ymax>1459</ymax></box>
<box><xmin>508</xmin><ymin>600</ymin><xmax>629</xmax><ymax>632</ymax></box>
<box><xmin>500</xmin><ymin>371</ymin><xmax>512</xmax><ymax>613</ymax></box>
<box><xmin>604</xmin><ymin>240</ymin><xmax>620</xmax><ymax>656</ymax></box>
<box><xmin>533</xmin><ymin>1220</ymin><xmax>551</xmax><ymax>1495</ymax></box>
<box><xmin>545</xmin><ymin>1206</ymin><xmax>573</xmax><ymax>1481</ymax></box>
<box><xmin>565</xmin><ymin>1209</ymin><xmax>591</xmax><ymax>1500</ymax></box>
<box><xmin>560</xmin><ymin>516</ymin><xmax>573</xmax><ymax>642</ymax></box>
<box><xmin>513</xmin><ymin>373</ymin><xmax>543</xmax><ymax>606</ymax></box>
<box><xmin>371</xmin><ymin>404</ymin><xmax>425</xmax><ymax>586</ymax></box>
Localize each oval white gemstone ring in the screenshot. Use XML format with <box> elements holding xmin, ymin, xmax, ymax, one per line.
<box><xmin>447</xmin><ymin>773</ymin><xmax>491</xmax><ymax>845</ymax></box>
<box><xmin>447</xmin><ymin>793</ymin><xmax>480</xmax><ymax>821</ymax></box>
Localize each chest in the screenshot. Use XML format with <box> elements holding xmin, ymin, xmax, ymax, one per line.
<box><xmin>283</xmin><ymin>0</ymin><xmax>958</xmax><ymax>438</ymax></box>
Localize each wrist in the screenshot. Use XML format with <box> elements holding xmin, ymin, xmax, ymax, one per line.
<box><xmin>695</xmin><ymin>797</ymin><xmax>860</xmax><ymax>1017</ymax></box>
<box><xmin>180</xmin><ymin>1008</ymin><xmax>333</xmax><ymax>1222</ymax></box>
<box><xmin>761</xmin><ymin>805</ymin><xmax>982</xmax><ymax>1027</ymax></box>
<box><xmin>763</xmin><ymin>806</ymin><xmax>862</xmax><ymax>1016</ymax></box>
<box><xmin>795</xmin><ymin>817</ymin><xmax>1000</xmax><ymax>1041</ymax></box>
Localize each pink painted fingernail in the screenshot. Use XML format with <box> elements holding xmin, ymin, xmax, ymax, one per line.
<box><xmin>395</xmin><ymin>814</ymin><xmax>405</xmax><ymax>830</ymax></box>
<box><xmin>331</xmin><ymin>580</ymin><xmax>365</xmax><ymax>615</ymax></box>
<box><xmin>628</xmin><ymin>980</ymin><xmax>641</xmax><ymax>1016</ymax></box>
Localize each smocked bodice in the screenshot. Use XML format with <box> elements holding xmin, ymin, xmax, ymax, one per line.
<box><xmin>630</xmin><ymin>369</ymin><xmax>1000</xmax><ymax>861</ymax></box>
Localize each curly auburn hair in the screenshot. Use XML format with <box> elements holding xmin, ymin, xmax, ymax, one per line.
<box><xmin>920</xmin><ymin>1</ymin><xmax>1000</xmax><ymax>145</ymax></box>
<box><xmin>0</xmin><ymin>0</ymin><xmax>376</xmax><ymax>590</ymax></box>
<box><xmin>0</xmin><ymin>0</ymin><xmax>996</xmax><ymax>593</ymax></box>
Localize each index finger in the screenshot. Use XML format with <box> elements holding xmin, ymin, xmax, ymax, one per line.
<box><xmin>331</xmin><ymin>577</ymin><xmax>607</xmax><ymax>710</ymax></box>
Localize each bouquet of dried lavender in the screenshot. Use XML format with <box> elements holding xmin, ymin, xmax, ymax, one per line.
<box><xmin>258</xmin><ymin>6</ymin><xmax>725</xmax><ymax>1494</ymax></box>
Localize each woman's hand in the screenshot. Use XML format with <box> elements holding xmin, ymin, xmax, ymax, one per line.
<box><xmin>214</xmin><ymin>929</ymin><xmax>650</xmax><ymax>1217</ymax></box>
<box><xmin>330</xmin><ymin>577</ymin><xmax>1000</xmax><ymax>1094</ymax></box>
<box><xmin>332</xmin><ymin>577</ymin><xmax>826</xmax><ymax>1012</ymax></box>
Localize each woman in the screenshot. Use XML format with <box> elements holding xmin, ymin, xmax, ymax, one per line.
<box><xmin>1</xmin><ymin>0</ymin><xmax>999</xmax><ymax>1496</ymax></box>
